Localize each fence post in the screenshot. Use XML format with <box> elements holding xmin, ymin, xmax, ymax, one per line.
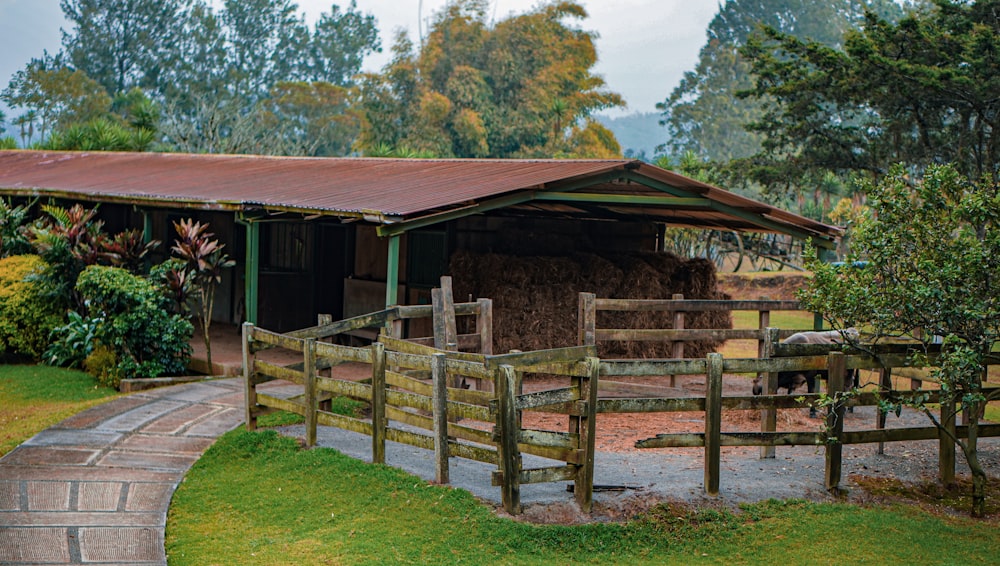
<box><xmin>574</xmin><ymin>357</ymin><xmax>600</xmax><ymax>512</ymax></box>
<box><xmin>670</xmin><ymin>293</ymin><xmax>685</xmax><ymax>387</ymax></box>
<box><xmin>242</xmin><ymin>322</ymin><xmax>258</xmax><ymax>431</ymax></box>
<box><xmin>497</xmin><ymin>364</ymin><xmax>522</xmax><ymax>515</ymax></box>
<box><xmin>825</xmin><ymin>351</ymin><xmax>846</xmax><ymax>494</ymax></box>
<box><xmin>878</xmin><ymin>368</ymin><xmax>892</xmax><ymax>455</ymax></box>
<box><xmin>371</xmin><ymin>342</ymin><xmax>387</xmax><ymax>465</ymax></box>
<box><xmin>705</xmin><ymin>352</ymin><xmax>723</xmax><ymax>496</ymax></box>
<box><xmin>477</xmin><ymin>298</ymin><xmax>494</xmax><ymax>356</ymax></box>
<box><xmin>761</xmin><ymin>327</ymin><xmax>779</xmax><ymax>459</ymax></box>
<box><xmin>578</xmin><ymin>292</ymin><xmax>596</xmax><ymax>346</ymax></box>
<box><xmin>431</xmin><ymin>353</ymin><xmax>450</xmax><ymax>484</ymax></box>
<box><xmin>940</xmin><ymin>393</ymin><xmax>956</xmax><ymax>485</ymax></box>
<box><xmin>757</xmin><ymin>296</ymin><xmax>770</xmax><ymax>359</ymax></box>
<box><xmin>304</xmin><ymin>338</ymin><xmax>318</xmax><ymax>448</ymax></box>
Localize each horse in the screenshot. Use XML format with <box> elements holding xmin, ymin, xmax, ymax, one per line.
<box><xmin>752</xmin><ymin>329</ymin><xmax>860</xmax><ymax>417</ymax></box>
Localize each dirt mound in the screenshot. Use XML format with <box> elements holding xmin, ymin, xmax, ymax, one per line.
<box><xmin>717</xmin><ymin>272</ymin><xmax>811</xmax><ymax>302</ymax></box>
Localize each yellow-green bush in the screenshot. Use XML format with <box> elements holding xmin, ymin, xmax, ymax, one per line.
<box><xmin>0</xmin><ymin>255</ymin><xmax>64</xmax><ymax>360</ymax></box>
<box><xmin>83</xmin><ymin>346</ymin><xmax>123</xmax><ymax>389</ymax></box>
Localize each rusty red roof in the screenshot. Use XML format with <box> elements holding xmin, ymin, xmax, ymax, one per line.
<box><xmin>0</xmin><ymin>150</ymin><xmax>842</xmax><ymax>243</ymax></box>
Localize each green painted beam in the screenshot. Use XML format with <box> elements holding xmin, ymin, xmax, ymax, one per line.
<box><xmin>534</xmin><ymin>192</ymin><xmax>712</xmax><ymax>207</ymax></box>
<box><xmin>624</xmin><ymin>172</ymin><xmax>837</xmax><ymax>249</ymax></box>
<box><xmin>243</xmin><ymin>219</ymin><xmax>260</xmax><ymax>324</ymax></box>
<box><xmin>376</xmin><ymin>170</ymin><xmax>630</xmax><ymax>238</ymax></box>
<box><xmin>142</xmin><ymin>210</ymin><xmax>153</xmax><ymax>244</ymax></box>
<box><xmin>385</xmin><ymin>234</ymin><xmax>400</xmax><ymax>307</ymax></box>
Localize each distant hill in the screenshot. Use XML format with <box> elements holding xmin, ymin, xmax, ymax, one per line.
<box><xmin>597</xmin><ymin>112</ymin><xmax>667</xmax><ymax>161</ymax></box>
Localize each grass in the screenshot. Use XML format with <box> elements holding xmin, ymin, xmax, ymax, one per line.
<box><xmin>0</xmin><ymin>364</ymin><xmax>120</xmax><ymax>456</ymax></box>
<box><xmin>166</xmin><ymin>427</ymin><xmax>1000</xmax><ymax>565</ymax></box>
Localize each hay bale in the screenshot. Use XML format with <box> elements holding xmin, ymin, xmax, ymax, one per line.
<box><xmin>449</xmin><ymin>250</ymin><xmax>732</xmax><ymax>358</ymax></box>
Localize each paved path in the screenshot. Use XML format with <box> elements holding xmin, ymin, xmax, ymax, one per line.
<box><xmin>0</xmin><ymin>378</ymin><xmax>244</xmax><ymax>565</ymax></box>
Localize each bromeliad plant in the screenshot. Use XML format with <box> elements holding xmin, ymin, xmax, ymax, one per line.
<box><xmin>171</xmin><ymin>219</ymin><xmax>235</xmax><ymax>373</ymax></box>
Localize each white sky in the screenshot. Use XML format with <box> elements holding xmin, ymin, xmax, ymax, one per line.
<box><xmin>0</xmin><ymin>0</ymin><xmax>718</xmax><ymax>120</ymax></box>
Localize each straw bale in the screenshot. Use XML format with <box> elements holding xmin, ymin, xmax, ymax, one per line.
<box><xmin>448</xmin><ymin>250</ymin><xmax>732</xmax><ymax>358</ymax></box>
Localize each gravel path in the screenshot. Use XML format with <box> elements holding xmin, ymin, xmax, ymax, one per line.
<box><xmin>277</xmin><ymin>404</ymin><xmax>1000</xmax><ymax>523</ymax></box>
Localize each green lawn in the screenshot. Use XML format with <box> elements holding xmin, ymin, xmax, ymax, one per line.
<box><xmin>166</xmin><ymin>427</ymin><xmax>1000</xmax><ymax>565</ymax></box>
<box><xmin>0</xmin><ymin>364</ymin><xmax>120</xmax><ymax>456</ymax></box>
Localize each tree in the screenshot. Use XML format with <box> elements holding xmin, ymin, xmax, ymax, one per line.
<box><xmin>357</xmin><ymin>0</ymin><xmax>624</xmax><ymax>158</ymax></box>
<box><xmin>660</xmin><ymin>0</ymin><xmax>908</xmax><ymax>165</ymax></box>
<box><xmin>260</xmin><ymin>81</ymin><xmax>361</xmax><ymax>156</ymax></box>
<box><xmin>61</xmin><ymin>0</ymin><xmax>188</xmax><ymax>95</ymax></box>
<box><xmin>799</xmin><ymin>164</ymin><xmax>1000</xmax><ymax>517</ymax></box>
<box><xmin>740</xmin><ymin>0</ymin><xmax>998</xmax><ymax>195</ymax></box>
<box><xmin>1</xmin><ymin>56</ymin><xmax>111</xmax><ymax>141</ymax></box>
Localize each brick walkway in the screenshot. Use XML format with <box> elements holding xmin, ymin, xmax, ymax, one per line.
<box><xmin>0</xmin><ymin>378</ymin><xmax>244</xmax><ymax>565</ymax></box>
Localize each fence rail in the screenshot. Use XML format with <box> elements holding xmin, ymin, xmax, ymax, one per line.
<box><xmin>244</xmin><ymin>285</ymin><xmax>999</xmax><ymax>515</ymax></box>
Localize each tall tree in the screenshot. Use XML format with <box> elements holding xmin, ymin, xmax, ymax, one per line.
<box><xmin>740</xmin><ymin>0</ymin><xmax>996</xmax><ymax>191</ymax></box>
<box><xmin>60</xmin><ymin>0</ymin><xmax>188</xmax><ymax>95</ymax></box>
<box><xmin>659</xmin><ymin>0</ymin><xmax>909</xmax><ymax>164</ymax></box>
<box><xmin>357</xmin><ymin>0</ymin><xmax>623</xmax><ymax>158</ymax></box>
<box><xmin>1</xmin><ymin>55</ymin><xmax>111</xmax><ymax>141</ymax></box>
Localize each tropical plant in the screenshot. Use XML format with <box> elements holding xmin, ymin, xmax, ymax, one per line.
<box><xmin>43</xmin><ymin>310</ymin><xmax>102</xmax><ymax>368</ymax></box>
<box><xmin>0</xmin><ymin>198</ymin><xmax>35</xmax><ymax>257</ymax></box>
<box><xmin>171</xmin><ymin>219</ymin><xmax>235</xmax><ymax>372</ymax></box>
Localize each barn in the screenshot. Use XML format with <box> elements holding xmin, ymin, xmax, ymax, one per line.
<box><xmin>0</xmin><ymin>150</ymin><xmax>841</xmax><ymax>360</ymax></box>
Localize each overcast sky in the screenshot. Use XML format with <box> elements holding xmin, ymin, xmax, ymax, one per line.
<box><xmin>0</xmin><ymin>0</ymin><xmax>718</xmax><ymax>121</ymax></box>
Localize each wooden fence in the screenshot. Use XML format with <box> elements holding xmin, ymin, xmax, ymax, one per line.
<box><xmin>244</xmin><ymin>289</ymin><xmax>1000</xmax><ymax>514</ymax></box>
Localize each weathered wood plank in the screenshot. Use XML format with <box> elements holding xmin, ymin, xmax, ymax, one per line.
<box><xmin>761</xmin><ymin>327</ymin><xmax>779</xmax><ymax>459</ymax></box>
<box><xmin>380</xmin><ymin>335</ymin><xmax>488</xmax><ymax>364</ymax></box>
<box><xmin>243</xmin><ymin>322</ymin><xmax>258</xmax><ymax>431</ymax></box>
<box><xmin>285</xmin><ymin>308</ymin><xmax>396</xmax><ymax>340</ymax></box>
<box><xmin>518</xmin><ymin>429</ymin><xmax>578</xmax><ymax>449</ymax></box>
<box><xmin>515</xmin><ymin>387</ymin><xmax>579</xmax><ymax>410</ymax></box>
<box><xmin>314</xmin><ymin>341</ymin><xmax>373</xmax><ymax>364</ymax></box>
<box><xmin>304</xmin><ymin>339</ymin><xmax>317</xmax><ymax>448</ymax></box>
<box><xmin>579</xmin><ymin>292</ymin><xmax>596</xmax><ymax>346</ymax></box>
<box><xmin>825</xmin><ymin>352</ymin><xmax>846</xmax><ymax>493</ymax></box>
<box><xmin>593</xmin><ymin>298</ymin><xmax>801</xmax><ymax>312</ymax></box>
<box><xmin>396</xmin><ymin>301</ymin><xmax>480</xmax><ymax>320</ymax></box>
<box><xmin>576</xmin><ymin>357</ymin><xmax>599</xmax><ymax>512</ymax></box>
<box><xmin>315</xmin><ymin>410</ymin><xmax>373</xmax><ymax>436</ymax></box>
<box><xmin>597</xmin><ymin>328</ymin><xmax>768</xmax><ymax>342</ymax></box>
<box><xmin>315</xmin><ymin>377</ymin><xmax>372</xmax><ymax>402</ymax></box>
<box><xmin>255</xmin><ymin>361</ymin><xmax>305</xmax><ymax>384</ymax></box>
<box><xmin>449</xmin><ymin>442</ymin><xmax>497</xmax><ymax>465</ymax></box>
<box><xmin>477</xmin><ymin>298</ymin><xmax>493</xmax><ymax>356</ymax></box>
<box><xmin>596</xmin><ymin>398</ymin><xmax>706</xmax><ymax>413</ymax></box>
<box><xmin>486</xmin><ymin>346</ymin><xmax>597</xmax><ymax>371</ymax></box>
<box><xmin>250</xmin><ymin>327</ymin><xmax>306</xmax><ymax>352</ymax></box>
<box><xmin>600</xmin><ymin>359</ymin><xmax>708</xmax><ymax>377</ymax></box>
<box><xmin>635</xmin><ymin>431</ymin><xmax>826</xmax><ymax>449</ymax></box>
<box><xmin>371</xmin><ymin>342</ymin><xmax>387</xmax><ymax>464</ymax></box>
<box><xmin>407</xmin><ymin>334</ymin><xmax>481</xmax><ymax>350</ymax></box>
<box><xmin>385</xmin><ymin>406</ymin><xmax>494</xmax><ymax>446</ymax></box>
<box><xmin>256</xmin><ymin>392</ymin><xmax>306</xmax><ymax>416</ymax></box>
<box><xmin>385</xmin><ymin>427</ymin><xmax>434</xmax><ymax>451</ymax></box>
<box><xmin>492</xmin><ymin>465</ymin><xmax>578</xmax><ymax>486</ymax></box>
<box><xmin>386</xmin><ymin>389</ymin><xmax>432</xmax><ymax>413</ymax></box>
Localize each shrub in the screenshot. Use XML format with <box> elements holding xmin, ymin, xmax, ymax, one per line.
<box><xmin>43</xmin><ymin>310</ymin><xmax>101</xmax><ymax>368</ymax></box>
<box><xmin>0</xmin><ymin>255</ymin><xmax>64</xmax><ymax>360</ymax></box>
<box><xmin>75</xmin><ymin>265</ymin><xmax>193</xmax><ymax>379</ymax></box>
<box><xmin>83</xmin><ymin>346</ymin><xmax>124</xmax><ymax>389</ymax></box>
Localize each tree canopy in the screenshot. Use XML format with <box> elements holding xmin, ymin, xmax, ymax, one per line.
<box><xmin>356</xmin><ymin>0</ymin><xmax>624</xmax><ymax>158</ymax></box>
<box><xmin>740</xmin><ymin>0</ymin><xmax>999</xmax><ymax>192</ymax></box>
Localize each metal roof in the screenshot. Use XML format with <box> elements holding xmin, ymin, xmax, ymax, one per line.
<box><xmin>0</xmin><ymin>150</ymin><xmax>842</xmax><ymax>245</ymax></box>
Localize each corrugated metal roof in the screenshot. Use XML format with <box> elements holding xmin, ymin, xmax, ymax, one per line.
<box><xmin>0</xmin><ymin>150</ymin><xmax>842</xmax><ymax>242</ymax></box>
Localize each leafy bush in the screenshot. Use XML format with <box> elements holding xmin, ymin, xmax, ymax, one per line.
<box><xmin>83</xmin><ymin>346</ymin><xmax>124</xmax><ymax>389</ymax></box>
<box><xmin>43</xmin><ymin>310</ymin><xmax>101</xmax><ymax>368</ymax></box>
<box><xmin>0</xmin><ymin>255</ymin><xmax>64</xmax><ymax>360</ymax></box>
<box><xmin>75</xmin><ymin>265</ymin><xmax>193</xmax><ymax>379</ymax></box>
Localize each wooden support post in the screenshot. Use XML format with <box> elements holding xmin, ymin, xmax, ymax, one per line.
<box><xmin>371</xmin><ymin>342</ymin><xmax>387</xmax><ymax>465</ymax></box>
<box><xmin>243</xmin><ymin>220</ymin><xmax>260</xmax><ymax>324</ymax></box>
<box><xmin>304</xmin><ymin>338</ymin><xmax>317</xmax><ymax>448</ymax></box>
<box><xmin>574</xmin><ymin>357</ymin><xmax>600</xmax><ymax>512</ymax></box>
<box><xmin>578</xmin><ymin>292</ymin><xmax>596</xmax><ymax>346</ymax></box>
<box><xmin>757</xmin><ymin>297</ymin><xmax>770</xmax><ymax>360</ymax></box>
<box><xmin>761</xmin><ymin>327</ymin><xmax>779</xmax><ymax>459</ymax></box>
<box><xmin>384</xmin><ymin>235</ymin><xmax>400</xmax><ymax>308</ymax></box>
<box><xmin>940</xmin><ymin>393</ymin><xmax>956</xmax><ymax>485</ymax></box>
<box><xmin>477</xmin><ymin>298</ymin><xmax>493</xmax><ymax>355</ymax></box>
<box><xmin>825</xmin><ymin>351</ymin><xmax>846</xmax><ymax>494</ymax></box>
<box><xmin>670</xmin><ymin>293</ymin><xmax>685</xmax><ymax>388</ymax></box>
<box><xmin>497</xmin><ymin>364</ymin><xmax>522</xmax><ymax>515</ymax></box>
<box><xmin>704</xmin><ymin>353</ymin><xmax>723</xmax><ymax>496</ymax></box>
<box><xmin>431</xmin><ymin>353</ymin><xmax>450</xmax><ymax>484</ymax></box>
<box><xmin>242</xmin><ymin>322</ymin><xmax>258</xmax><ymax>431</ymax></box>
<box><xmin>878</xmin><ymin>368</ymin><xmax>891</xmax><ymax>455</ymax></box>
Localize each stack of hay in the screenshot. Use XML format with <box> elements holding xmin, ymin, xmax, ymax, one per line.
<box><xmin>449</xmin><ymin>250</ymin><xmax>731</xmax><ymax>359</ymax></box>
